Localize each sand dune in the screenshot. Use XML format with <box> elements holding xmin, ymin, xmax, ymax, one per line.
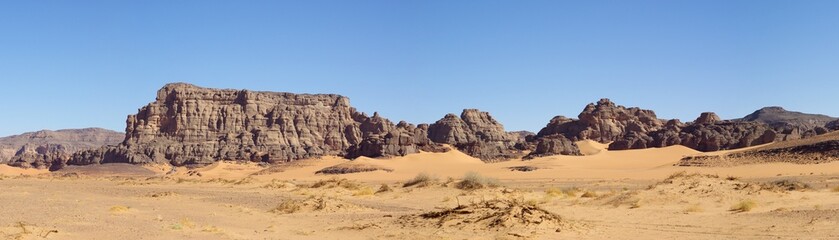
<box><xmin>3</xmin><ymin>145</ymin><xmax>839</xmax><ymax>239</ymax></box>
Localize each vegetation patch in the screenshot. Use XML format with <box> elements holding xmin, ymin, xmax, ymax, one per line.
<box><xmin>403</xmin><ymin>173</ymin><xmax>436</xmax><ymax>188</ymax></box>
<box><xmin>455</xmin><ymin>172</ymin><xmax>500</xmax><ymax>190</ymax></box>
<box><xmin>730</xmin><ymin>199</ymin><xmax>757</xmax><ymax>213</ymax></box>
<box><xmin>398</xmin><ymin>199</ymin><xmax>565</xmax><ymax>231</ymax></box>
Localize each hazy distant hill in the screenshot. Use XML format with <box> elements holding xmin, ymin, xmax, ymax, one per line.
<box><xmin>0</xmin><ymin>128</ymin><xmax>124</xmax><ymax>162</ymax></box>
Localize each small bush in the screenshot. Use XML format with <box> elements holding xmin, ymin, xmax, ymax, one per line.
<box><xmin>730</xmin><ymin>199</ymin><xmax>756</xmax><ymax>212</ymax></box>
<box><xmin>310</xmin><ymin>178</ymin><xmax>361</xmax><ymax>190</ymax></box>
<box><xmin>684</xmin><ymin>204</ymin><xmax>703</xmax><ymax>213</ymax></box>
<box><xmin>272</xmin><ymin>200</ymin><xmax>304</xmax><ymax>214</ymax></box>
<box><xmin>109</xmin><ymin>205</ymin><xmax>131</xmax><ymax>213</ymax></box>
<box><xmin>580</xmin><ymin>191</ymin><xmax>598</xmax><ymax>198</ymax></box>
<box><xmin>545</xmin><ymin>188</ymin><xmax>563</xmax><ymax>197</ymax></box>
<box><xmin>455</xmin><ymin>172</ymin><xmax>500</xmax><ymax>190</ymax></box>
<box><xmin>764</xmin><ymin>179</ymin><xmax>810</xmax><ymax>191</ymax></box>
<box><xmin>563</xmin><ymin>187</ymin><xmax>582</xmax><ymax>197</ymax></box>
<box><xmin>376</xmin><ymin>184</ymin><xmax>392</xmax><ymax>194</ymax></box>
<box><xmin>403</xmin><ymin>173</ymin><xmax>435</xmax><ymax>188</ymax></box>
<box><xmin>353</xmin><ymin>186</ymin><xmax>375</xmax><ymax>196</ymax></box>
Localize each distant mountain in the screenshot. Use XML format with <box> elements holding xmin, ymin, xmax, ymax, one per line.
<box><xmin>0</xmin><ymin>128</ymin><xmax>124</xmax><ymax>163</ymax></box>
<box><xmin>736</xmin><ymin>106</ymin><xmax>836</xmax><ymax>130</ymax></box>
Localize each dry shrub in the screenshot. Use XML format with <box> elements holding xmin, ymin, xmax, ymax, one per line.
<box><xmin>398</xmin><ymin>198</ymin><xmax>565</xmax><ymax>231</ymax></box>
<box><xmin>270</xmin><ymin>196</ymin><xmax>366</xmax><ymax>214</ymax></box>
<box><xmin>353</xmin><ymin>186</ymin><xmax>375</xmax><ymax>196</ymax></box>
<box><xmin>455</xmin><ymin>172</ymin><xmax>499</xmax><ymax>190</ymax></box>
<box><xmin>762</xmin><ymin>179</ymin><xmax>810</xmax><ymax>192</ymax></box>
<box><xmin>148</xmin><ymin>191</ymin><xmax>177</xmax><ymax>198</ymax></box>
<box><xmin>403</xmin><ymin>173</ymin><xmax>436</xmax><ymax>188</ymax></box>
<box><xmin>262</xmin><ymin>180</ymin><xmax>296</xmax><ymax>189</ymax></box>
<box><xmin>171</xmin><ymin>218</ymin><xmax>196</xmax><ymax>230</ymax></box>
<box><xmin>109</xmin><ymin>205</ymin><xmax>131</xmax><ymax>213</ymax></box>
<box><xmin>684</xmin><ymin>204</ymin><xmax>704</xmax><ymax>213</ymax></box>
<box><xmin>272</xmin><ymin>200</ymin><xmax>306</xmax><ymax>214</ymax></box>
<box><xmin>309</xmin><ymin>178</ymin><xmax>362</xmax><ymax>190</ymax></box>
<box><xmin>580</xmin><ymin>191</ymin><xmax>598</xmax><ymax>198</ymax></box>
<box><xmin>545</xmin><ymin>188</ymin><xmax>563</xmax><ymax>197</ymax></box>
<box><xmin>562</xmin><ymin>187</ymin><xmax>582</xmax><ymax>197</ymax></box>
<box><xmin>730</xmin><ymin>199</ymin><xmax>756</xmax><ymax>212</ymax></box>
<box><xmin>832</xmin><ymin>186</ymin><xmax>839</xmax><ymax>192</ymax></box>
<box><xmin>376</xmin><ymin>184</ymin><xmax>392</xmax><ymax>194</ymax></box>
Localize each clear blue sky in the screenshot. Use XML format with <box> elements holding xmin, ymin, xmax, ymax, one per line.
<box><xmin>2</xmin><ymin>0</ymin><xmax>838</xmax><ymax>137</ymax></box>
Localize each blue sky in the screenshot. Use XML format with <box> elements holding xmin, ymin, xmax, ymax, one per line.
<box><xmin>1</xmin><ymin>0</ymin><xmax>838</xmax><ymax>137</ymax></box>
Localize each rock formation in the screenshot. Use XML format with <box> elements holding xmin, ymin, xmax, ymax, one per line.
<box><xmin>535</xmin><ymin>98</ymin><xmax>663</xmax><ymax>143</ymax></box>
<box><xmin>57</xmin><ymin>83</ymin><xmax>448</xmax><ymax>168</ymax></box>
<box><xmin>693</xmin><ymin>112</ymin><xmax>721</xmax><ymax>125</ymax></box>
<box><xmin>428</xmin><ymin>109</ymin><xmax>523</xmax><ymax>161</ymax></box>
<box><xmin>736</xmin><ymin>106</ymin><xmax>836</xmax><ymax>141</ymax></box>
<box><xmin>0</xmin><ymin>128</ymin><xmax>123</xmax><ymax>169</ymax></box>
<box><xmin>525</xmin><ymin>98</ymin><xmax>660</xmax><ymax>158</ymax></box>
<box><xmin>609</xmin><ymin>112</ymin><xmax>777</xmax><ymax>152</ymax></box>
<box><xmin>827</xmin><ymin>120</ymin><xmax>839</xmax><ymax>131</ymax></box>
<box><xmin>524</xmin><ymin>134</ymin><xmax>580</xmax><ymax>159</ymax></box>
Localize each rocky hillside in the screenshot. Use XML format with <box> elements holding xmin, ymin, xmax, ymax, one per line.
<box><xmin>678</xmin><ymin>131</ymin><xmax>839</xmax><ymax>167</ymax></box>
<box><xmin>737</xmin><ymin>106</ymin><xmax>835</xmax><ymax>129</ymax></box>
<box><xmin>735</xmin><ymin>107</ymin><xmax>835</xmax><ymax>141</ymax></box>
<box><xmin>530</xmin><ymin>99</ymin><xmax>836</xmax><ymax>157</ymax></box>
<box><xmin>0</xmin><ymin>128</ymin><xmax>124</xmax><ymax>168</ymax></box>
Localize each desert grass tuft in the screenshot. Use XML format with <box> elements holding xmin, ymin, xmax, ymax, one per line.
<box><xmin>376</xmin><ymin>184</ymin><xmax>392</xmax><ymax>194</ymax></box>
<box><xmin>455</xmin><ymin>172</ymin><xmax>500</xmax><ymax>190</ymax></box>
<box><xmin>352</xmin><ymin>186</ymin><xmax>375</xmax><ymax>196</ymax></box>
<box><xmin>403</xmin><ymin>173</ymin><xmax>436</xmax><ymax>188</ymax></box>
<box><xmin>545</xmin><ymin>187</ymin><xmax>563</xmax><ymax>197</ymax></box>
<box><xmin>109</xmin><ymin>205</ymin><xmax>131</xmax><ymax>213</ymax></box>
<box><xmin>684</xmin><ymin>204</ymin><xmax>704</xmax><ymax>213</ymax></box>
<box><xmin>730</xmin><ymin>199</ymin><xmax>757</xmax><ymax>212</ymax></box>
<box><xmin>580</xmin><ymin>191</ymin><xmax>598</xmax><ymax>198</ymax></box>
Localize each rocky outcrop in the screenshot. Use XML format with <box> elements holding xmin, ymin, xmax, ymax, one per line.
<box><xmin>524</xmin><ymin>134</ymin><xmax>580</xmax><ymax>159</ymax></box>
<box><xmin>344</xmin><ymin>118</ymin><xmax>448</xmax><ymax>159</ymax></box>
<box><xmin>609</xmin><ymin>112</ymin><xmax>777</xmax><ymax>152</ymax></box>
<box><xmin>693</xmin><ymin>112</ymin><xmax>721</xmax><ymax>125</ymax></box>
<box><xmin>736</xmin><ymin>107</ymin><xmax>836</xmax><ymax>141</ymax></box>
<box><xmin>525</xmin><ymin>98</ymin><xmax>660</xmax><ymax>158</ymax></box>
<box><xmin>56</xmin><ymin>83</ymin><xmax>448</xmax><ymax>168</ymax></box>
<box><xmin>509</xmin><ymin>131</ymin><xmax>535</xmax><ymax>143</ymax></box>
<box><xmin>536</xmin><ymin>98</ymin><xmax>663</xmax><ymax>143</ymax></box>
<box><xmin>738</xmin><ymin>106</ymin><xmax>835</xmax><ymax>129</ymax></box>
<box><xmin>0</xmin><ymin>128</ymin><xmax>123</xmax><ymax>169</ymax></box>
<box><xmin>428</xmin><ymin>109</ymin><xmax>523</xmax><ymax>161</ymax></box>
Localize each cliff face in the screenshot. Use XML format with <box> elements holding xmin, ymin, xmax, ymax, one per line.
<box><xmin>60</xmin><ymin>83</ymin><xmax>446</xmax><ymax>168</ymax></box>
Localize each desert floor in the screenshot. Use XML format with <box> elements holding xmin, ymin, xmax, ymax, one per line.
<box><xmin>1</xmin><ymin>141</ymin><xmax>838</xmax><ymax>240</ymax></box>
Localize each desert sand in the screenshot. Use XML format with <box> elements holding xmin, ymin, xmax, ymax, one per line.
<box><xmin>1</xmin><ymin>142</ymin><xmax>838</xmax><ymax>239</ymax></box>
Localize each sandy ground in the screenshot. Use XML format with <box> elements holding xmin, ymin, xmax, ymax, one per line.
<box><xmin>1</xmin><ymin>142</ymin><xmax>838</xmax><ymax>239</ymax></box>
